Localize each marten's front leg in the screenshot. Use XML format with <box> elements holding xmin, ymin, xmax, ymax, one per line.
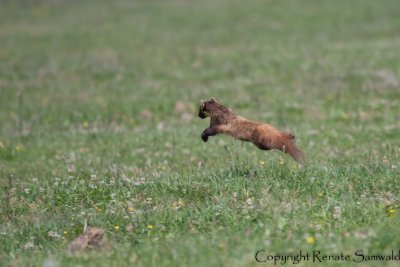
<box><xmin>201</xmin><ymin>127</ymin><xmax>217</xmax><ymax>142</ymax></box>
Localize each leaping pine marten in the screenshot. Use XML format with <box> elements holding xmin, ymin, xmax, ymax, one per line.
<box><xmin>198</xmin><ymin>98</ymin><xmax>304</xmax><ymax>162</ymax></box>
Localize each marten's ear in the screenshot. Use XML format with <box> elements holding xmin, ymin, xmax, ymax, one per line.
<box><xmin>200</xmin><ymin>99</ymin><xmax>205</xmax><ymax>109</ymax></box>
<box><xmin>210</xmin><ymin>97</ymin><xmax>217</xmax><ymax>102</ymax></box>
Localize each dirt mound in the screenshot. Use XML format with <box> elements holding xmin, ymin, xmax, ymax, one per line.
<box><xmin>68</xmin><ymin>227</ymin><xmax>109</xmax><ymax>252</ymax></box>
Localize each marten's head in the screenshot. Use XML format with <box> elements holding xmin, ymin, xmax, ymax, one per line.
<box><xmin>198</xmin><ymin>98</ymin><xmax>218</xmax><ymax>119</ymax></box>
<box><xmin>198</xmin><ymin>98</ymin><xmax>233</xmax><ymax>119</ymax></box>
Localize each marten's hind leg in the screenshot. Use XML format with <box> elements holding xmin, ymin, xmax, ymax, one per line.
<box><xmin>252</xmin><ymin>129</ymin><xmax>284</xmax><ymax>151</ymax></box>
<box><xmin>253</xmin><ymin>132</ymin><xmax>303</xmax><ymax>162</ymax></box>
<box><xmin>254</xmin><ymin>137</ymin><xmax>289</xmax><ymax>152</ymax></box>
<box><xmin>252</xmin><ymin>138</ymin><xmax>273</xmax><ymax>151</ymax></box>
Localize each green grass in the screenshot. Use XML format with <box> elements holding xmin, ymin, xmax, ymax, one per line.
<box><xmin>1</xmin><ymin>0</ymin><xmax>400</xmax><ymax>266</ymax></box>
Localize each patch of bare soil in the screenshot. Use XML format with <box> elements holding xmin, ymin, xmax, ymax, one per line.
<box><xmin>68</xmin><ymin>227</ymin><xmax>109</xmax><ymax>253</ymax></box>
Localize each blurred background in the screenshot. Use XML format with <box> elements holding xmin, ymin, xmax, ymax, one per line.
<box><xmin>1</xmin><ymin>0</ymin><xmax>399</xmax><ymax>161</ymax></box>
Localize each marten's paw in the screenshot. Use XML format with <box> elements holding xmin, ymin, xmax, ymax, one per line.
<box><xmin>201</xmin><ymin>133</ymin><xmax>209</xmax><ymax>142</ymax></box>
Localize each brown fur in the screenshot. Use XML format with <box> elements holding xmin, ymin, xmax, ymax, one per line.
<box><xmin>199</xmin><ymin>98</ymin><xmax>304</xmax><ymax>162</ymax></box>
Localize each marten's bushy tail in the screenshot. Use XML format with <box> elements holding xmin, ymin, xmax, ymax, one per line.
<box><xmin>281</xmin><ymin>133</ymin><xmax>304</xmax><ymax>163</ymax></box>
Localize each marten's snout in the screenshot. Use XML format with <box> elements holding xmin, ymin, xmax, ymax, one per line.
<box><xmin>198</xmin><ymin>100</ymin><xmax>208</xmax><ymax>119</ymax></box>
<box><xmin>198</xmin><ymin>110</ymin><xmax>207</xmax><ymax>119</ymax></box>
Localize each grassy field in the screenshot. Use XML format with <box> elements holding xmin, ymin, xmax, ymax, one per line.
<box><xmin>1</xmin><ymin>0</ymin><xmax>400</xmax><ymax>266</ymax></box>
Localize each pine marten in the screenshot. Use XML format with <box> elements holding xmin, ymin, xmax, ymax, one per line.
<box><xmin>198</xmin><ymin>98</ymin><xmax>304</xmax><ymax>162</ymax></box>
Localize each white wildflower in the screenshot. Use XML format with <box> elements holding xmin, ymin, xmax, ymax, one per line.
<box><xmin>47</xmin><ymin>231</ymin><xmax>62</xmax><ymax>240</ymax></box>
<box><xmin>333</xmin><ymin>206</ymin><xmax>341</xmax><ymax>219</ymax></box>
<box><xmin>246</xmin><ymin>198</ymin><xmax>255</xmax><ymax>209</ymax></box>
<box><xmin>23</xmin><ymin>241</ymin><xmax>35</xmax><ymax>250</ymax></box>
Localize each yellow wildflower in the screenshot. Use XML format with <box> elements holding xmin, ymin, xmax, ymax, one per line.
<box><xmin>114</xmin><ymin>225</ymin><xmax>120</xmax><ymax>231</ymax></box>
<box><xmin>260</xmin><ymin>161</ymin><xmax>265</xmax><ymax>165</ymax></box>
<box><xmin>83</xmin><ymin>121</ymin><xmax>89</xmax><ymax>128</ymax></box>
<box><xmin>147</xmin><ymin>225</ymin><xmax>153</xmax><ymax>230</ymax></box>
<box><xmin>128</xmin><ymin>206</ymin><xmax>135</xmax><ymax>213</ymax></box>
<box><xmin>388</xmin><ymin>209</ymin><xmax>395</xmax><ymax>218</ymax></box>
<box><xmin>306</xmin><ymin>236</ymin><xmax>315</xmax><ymax>244</ymax></box>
